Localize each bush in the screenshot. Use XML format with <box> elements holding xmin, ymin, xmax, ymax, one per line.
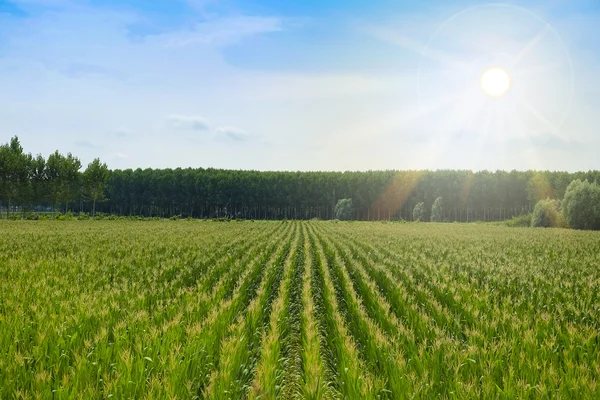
<box><xmin>413</xmin><ymin>202</ymin><xmax>425</xmax><ymax>222</ymax></box>
<box><xmin>505</xmin><ymin>214</ymin><xmax>532</xmax><ymax>227</ymax></box>
<box><xmin>531</xmin><ymin>199</ymin><xmax>566</xmax><ymax>228</ymax></box>
<box><xmin>562</xmin><ymin>179</ymin><xmax>600</xmax><ymax>230</ymax></box>
<box><xmin>430</xmin><ymin>197</ymin><xmax>443</xmax><ymax>222</ymax></box>
<box><xmin>334</xmin><ymin>198</ymin><xmax>353</xmax><ymax>221</ymax></box>
<box><xmin>24</xmin><ymin>212</ymin><xmax>40</xmax><ymax>220</ymax></box>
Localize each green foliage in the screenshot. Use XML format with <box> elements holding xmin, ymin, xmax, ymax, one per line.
<box><xmin>3</xmin><ymin>136</ymin><xmax>600</xmax><ymax>222</ymax></box>
<box><xmin>334</xmin><ymin>198</ymin><xmax>353</xmax><ymax>220</ymax></box>
<box><xmin>531</xmin><ymin>199</ymin><xmax>566</xmax><ymax>228</ymax></box>
<box><xmin>78</xmin><ymin>212</ymin><xmax>91</xmax><ymax>220</ymax></box>
<box><xmin>413</xmin><ymin>202</ymin><xmax>425</xmax><ymax>221</ymax></box>
<box><xmin>46</xmin><ymin>150</ymin><xmax>82</xmax><ymax>212</ymax></box>
<box><xmin>562</xmin><ymin>179</ymin><xmax>600</xmax><ymax>230</ymax></box>
<box><xmin>0</xmin><ymin>137</ymin><xmax>31</xmax><ymax>217</ymax></box>
<box><xmin>430</xmin><ymin>197</ymin><xmax>443</xmax><ymax>222</ymax></box>
<box><xmin>83</xmin><ymin>158</ymin><xmax>110</xmax><ymax>216</ymax></box>
<box><xmin>505</xmin><ymin>213</ymin><xmax>532</xmax><ymax>227</ymax></box>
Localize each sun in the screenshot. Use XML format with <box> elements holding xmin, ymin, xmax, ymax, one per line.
<box><xmin>480</xmin><ymin>67</ymin><xmax>511</xmax><ymax>98</ymax></box>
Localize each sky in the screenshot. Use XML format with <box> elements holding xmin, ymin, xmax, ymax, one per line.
<box><xmin>0</xmin><ymin>0</ymin><xmax>599</xmax><ymax>172</ymax></box>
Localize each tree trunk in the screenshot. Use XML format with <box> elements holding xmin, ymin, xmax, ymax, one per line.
<box><xmin>93</xmin><ymin>199</ymin><xmax>96</xmax><ymax>217</ymax></box>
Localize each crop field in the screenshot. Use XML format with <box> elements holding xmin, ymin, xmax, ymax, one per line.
<box><xmin>1</xmin><ymin>221</ymin><xmax>599</xmax><ymax>399</ymax></box>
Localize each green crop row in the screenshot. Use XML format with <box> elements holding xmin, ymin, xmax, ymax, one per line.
<box><xmin>1</xmin><ymin>220</ymin><xmax>599</xmax><ymax>399</ymax></box>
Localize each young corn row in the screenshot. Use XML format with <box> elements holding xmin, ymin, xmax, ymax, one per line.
<box><xmin>1</xmin><ymin>220</ymin><xmax>599</xmax><ymax>399</ymax></box>
<box><xmin>320</xmin><ymin>222</ymin><xmax>600</xmax><ymax>398</ymax></box>
<box><xmin>305</xmin><ymin>222</ymin><xmax>379</xmax><ymax>399</ymax></box>
<box><xmin>248</xmin><ymin>223</ymin><xmax>306</xmax><ymax>399</ymax></box>
<box><xmin>207</xmin><ymin>222</ymin><xmax>298</xmax><ymax>398</ymax></box>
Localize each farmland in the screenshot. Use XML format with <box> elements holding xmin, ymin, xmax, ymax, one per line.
<box><xmin>1</xmin><ymin>221</ymin><xmax>599</xmax><ymax>399</ymax></box>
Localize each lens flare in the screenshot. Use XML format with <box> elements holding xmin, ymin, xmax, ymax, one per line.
<box><xmin>480</xmin><ymin>68</ymin><xmax>511</xmax><ymax>97</ymax></box>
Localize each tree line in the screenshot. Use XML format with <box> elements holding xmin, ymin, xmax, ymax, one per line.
<box><xmin>1</xmin><ymin>136</ymin><xmax>599</xmax><ymax>221</ymax></box>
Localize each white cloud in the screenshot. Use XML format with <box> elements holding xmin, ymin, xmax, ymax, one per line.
<box><xmin>7</xmin><ymin>0</ymin><xmax>76</xmax><ymax>7</ymax></box>
<box><xmin>186</xmin><ymin>0</ymin><xmax>219</xmax><ymax>13</ymax></box>
<box><xmin>152</xmin><ymin>16</ymin><xmax>283</xmax><ymax>48</ymax></box>
<box><xmin>167</xmin><ymin>114</ymin><xmax>210</xmax><ymax>131</ymax></box>
<box><xmin>74</xmin><ymin>139</ymin><xmax>101</xmax><ymax>149</ymax></box>
<box><xmin>215</xmin><ymin>126</ymin><xmax>248</xmax><ymax>141</ymax></box>
<box><xmin>112</xmin><ymin>127</ymin><xmax>132</xmax><ymax>138</ymax></box>
<box><xmin>1</xmin><ymin>1</ymin><xmax>599</xmax><ymax>172</ymax></box>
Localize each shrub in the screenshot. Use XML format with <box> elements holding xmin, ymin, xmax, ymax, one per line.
<box><xmin>531</xmin><ymin>199</ymin><xmax>566</xmax><ymax>228</ymax></box>
<box><xmin>93</xmin><ymin>213</ymin><xmax>106</xmax><ymax>220</ymax></box>
<box><xmin>334</xmin><ymin>198</ymin><xmax>353</xmax><ymax>221</ymax></box>
<box><xmin>562</xmin><ymin>179</ymin><xmax>600</xmax><ymax>230</ymax></box>
<box><xmin>24</xmin><ymin>213</ymin><xmax>40</xmax><ymax>220</ymax></box>
<box><xmin>78</xmin><ymin>213</ymin><xmax>90</xmax><ymax>220</ymax></box>
<box><xmin>505</xmin><ymin>214</ymin><xmax>532</xmax><ymax>227</ymax></box>
<box><xmin>430</xmin><ymin>197</ymin><xmax>443</xmax><ymax>222</ymax></box>
<box><xmin>413</xmin><ymin>202</ymin><xmax>425</xmax><ymax>222</ymax></box>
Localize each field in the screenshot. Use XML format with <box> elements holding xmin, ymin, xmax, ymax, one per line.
<box><xmin>1</xmin><ymin>221</ymin><xmax>599</xmax><ymax>399</ymax></box>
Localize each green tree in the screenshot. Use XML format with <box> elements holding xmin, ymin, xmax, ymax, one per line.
<box><xmin>46</xmin><ymin>151</ymin><xmax>82</xmax><ymax>214</ymax></box>
<box><xmin>430</xmin><ymin>196</ymin><xmax>443</xmax><ymax>222</ymax></box>
<box><xmin>531</xmin><ymin>198</ymin><xmax>566</xmax><ymax>228</ymax></box>
<box><xmin>83</xmin><ymin>158</ymin><xmax>110</xmax><ymax>216</ymax></box>
<box><xmin>29</xmin><ymin>154</ymin><xmax>47</xmax><ymax>206</ymax></box>
<box><xmin>334</xmin><ymin>198</ymin><xmax>353</xmax><ymax>220</ymax></box>
<box><xmin>0</xmin><ymin>137</ymin><xmax>30</xmax><ymax>218</ymax></box>
<box><xmin>413</xmin><ymin>202</ymin><xmax>425</xmax><ymax>222</ymax></box>
<box><xmin>562</xmin><ymin>180</ymin><xmax>600</xmax><ymax>230</ymax></box>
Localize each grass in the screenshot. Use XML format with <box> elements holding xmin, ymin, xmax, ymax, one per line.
<box><xmin>1</xmin><ymin>220</ymin><xmax>599</xmax><ymax>398</ymax></box>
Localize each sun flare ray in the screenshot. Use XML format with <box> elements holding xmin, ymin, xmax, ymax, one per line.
<box><xmin>519</xmin><ymin>98</ymin><xmax>559</xmax><ymax>134</ymax></box>
<box><xmin>511</xmin><ymin>24</ymin><xmax>551</xmax><ymax>69</ymax></box>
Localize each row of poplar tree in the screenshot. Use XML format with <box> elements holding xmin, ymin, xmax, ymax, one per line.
<box><xmin>2</xmin><ymin>136</ymin><xmax>600</xmax><ymax>221</ymax></box>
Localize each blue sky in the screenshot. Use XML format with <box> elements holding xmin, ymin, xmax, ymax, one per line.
<box><xmin>0</xmin><ymin>0</ymin><xmax>599</xmax><ymax>171</ymax></box>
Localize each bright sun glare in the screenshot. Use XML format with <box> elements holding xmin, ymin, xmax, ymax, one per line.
<box><xmin>480</xmin><ymin>67</ymin><xmax>511</xmax><ymax>98</ymax></box>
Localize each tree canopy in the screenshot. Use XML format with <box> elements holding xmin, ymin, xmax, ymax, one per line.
<box><xmin>562</xmin><ymin>180</ymin><xmax>600</xmax><ymax>230</ymax></box>
<box><xmin>1</xmin><ymin>136</ymin><xmax>600</xmax><ymax>222</ymax></box>
<box><xmin>430</xmin><ymin>197</ymin><xmax>443</xmax><ymax>222</ymax></box>
<box><xmin>413</xmin><ymin>202</ymin><xmax>426</xmax><ymax>222</ymax></box>
<box><xmin>334</xmin><ymin>198</ymin><xmax>354</xmax><ymax>220</ymax></box>
<box><xmin>531</xmin><ymin>199</ymin><xmax>565</xmax><ymax>228</ymax></box>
